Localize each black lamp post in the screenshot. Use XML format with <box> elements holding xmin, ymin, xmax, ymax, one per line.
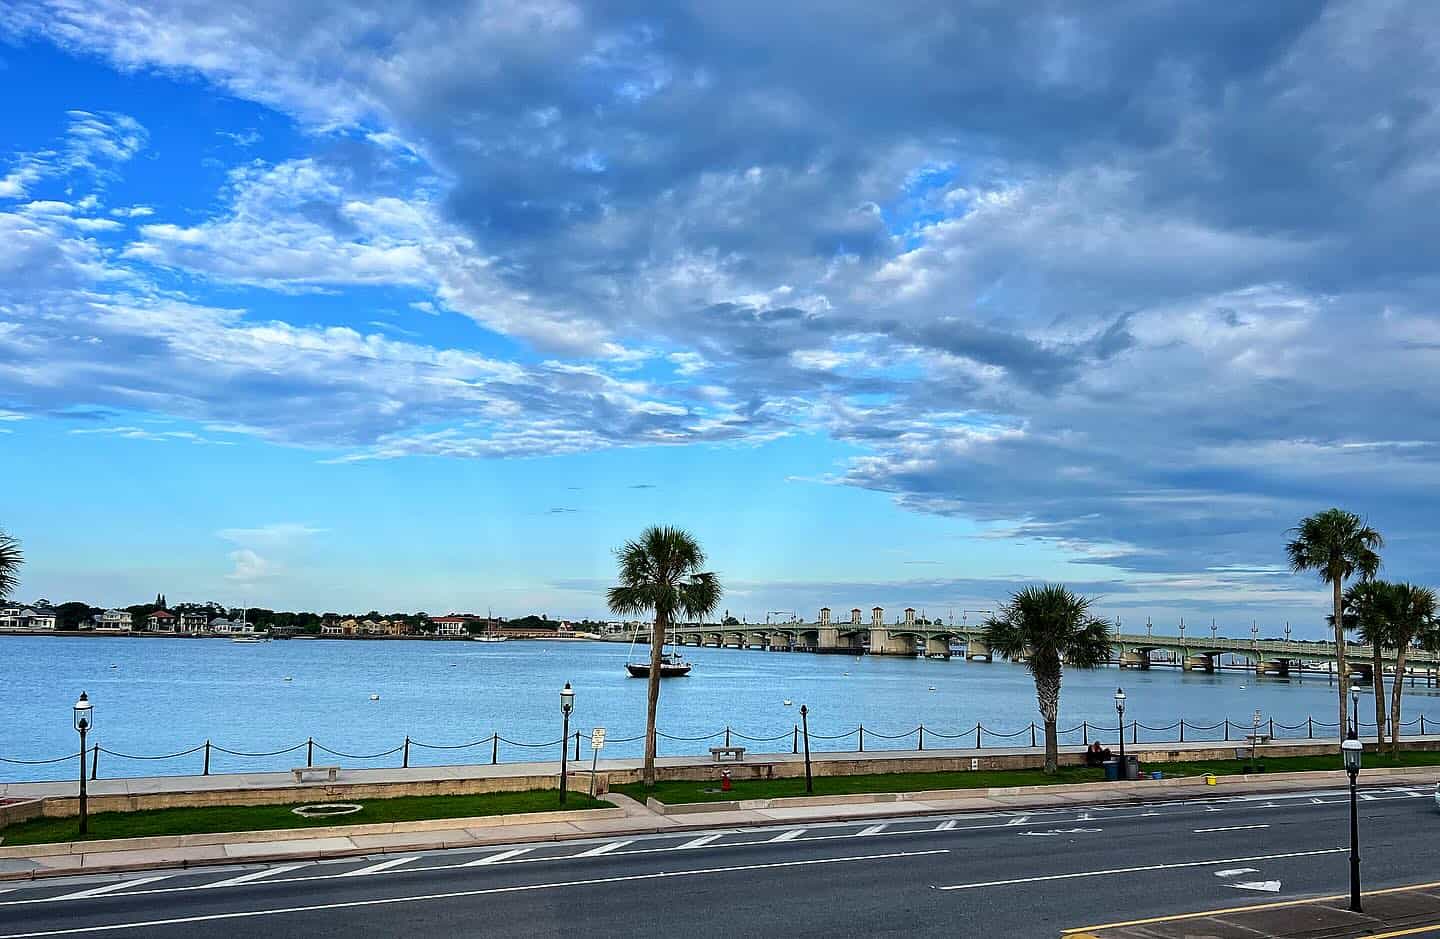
<box><xmin>1342</xmin><ymin>735</ymin><xmax>1363</xmax><ymax>912</ymax></box>
<box><xmin>559</xmin><ymin>682</ymin><xmax>574</xmax><ymax>805</ymax></box>
<box><xmin>73</xmin><ymin>692</ymin><xmax>92</xmax><ymax>836</ymax></box>
<box><xmin>1351</xmin><ymin>687</ymin><xmax>1360</xmax><ymax>738</ymax></box>
<box><xmin>1114</xmin><ymin>688</ymin><xmax>1126</xmax><ymax>775</ymax></box>
<box><xmin>799</xmin><ymin>704</ymin><xmax>813</xmax><ymax>793</ymax></box>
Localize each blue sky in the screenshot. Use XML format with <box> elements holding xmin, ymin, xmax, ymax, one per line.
<box><xmin>3</xmin><ymin>3</ymin><xmax>1439</xmax><ymax>633</ymax></box>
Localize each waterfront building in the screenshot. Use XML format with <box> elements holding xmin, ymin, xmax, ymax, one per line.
<box><xmin>0</xmin><ymin>605</ymin><xmax>52</xmax><ymax>629</ymax></box>
<box><xmin>94</xmin><ymin>610</ymin><xmax>133</xmax><ymax>631</ymax></box>
<box><xmin>320</xmin><ymin>622</ymin><xmax>344</xmax><ymax>636</ymax></box>
<box><xmin>29</xmin><ymin>606</ymin><xmax>56</xmax><ymax>629</ymax></box>
<box><xmin>177</xmin><ymin>610</ymin><xmax>209</xmax><ymax>632</ymax></box>
<box><xmin>431</xmin><ymin>615</ymin><xmax>472</xmax><ymax>637</ymax></box>
<box><xmin>147</xmin><ymin>609</ymin><xmax>176</xmax><ymax>631</ymax></box>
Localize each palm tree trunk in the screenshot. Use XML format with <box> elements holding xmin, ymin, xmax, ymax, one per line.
<box><xmin>1372</xmin><ymin>644</ymin><xmax>1386</xmax><ymax>748</ymax></box>
<box><xmin>1033</xmin><ymin>661</ymin><xmax>1061</xmax><ymax>774</ymax></box>
<box><xmin>642</xmin><ymin>611</ymin><xmax>667</xmax><ymax>788</ymax></box>
<box><xmin>1390</xmin><ymin>647</ymin><xmax>1408</xmax><ymax>756</ymax></box>
<box><xmin>1334</xmin><ymin>578</ymin><xmax>1349</xmax><ymax>740</ymax></box>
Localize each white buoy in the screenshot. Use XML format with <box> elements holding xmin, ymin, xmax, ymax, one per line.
<box><xmin>370</xmin><ymin>693</ymin><xmax>380</xmax><ymax>701</ymax></box>
<box><xmin>783</xmin><ymin>699</ymin><xmax>793</xmax><ymax>706</ymax></box>
<box><xmin>928</xmin><ymin>686</ymin><xmax>936</xmax><ymax>692</ymax></box>
<box><xmin>844</xmin><ymin>671</ymin><xmax>850</xmax><ymax>676</ymax></box>
<box><xmin>109</xmin><ymin>664</ymin><xmax>118</xmax><ymax>669</ymax></box>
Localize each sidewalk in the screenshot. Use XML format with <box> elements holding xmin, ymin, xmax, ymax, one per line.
<box><xmin>1068</xmin><ymin>880</ymin><xmax>1440</xmax><ymax>937</ymax></box>
<box><xmin>2</xmin><ymin>757</ymin><xmax>1436</xmax><ymax>882</ymax></box>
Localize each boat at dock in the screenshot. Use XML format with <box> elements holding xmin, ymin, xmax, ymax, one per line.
<box><xmin>626</xmin><ymin>650</ymin><xmax>693</xmax><ymax>678</ymax></box>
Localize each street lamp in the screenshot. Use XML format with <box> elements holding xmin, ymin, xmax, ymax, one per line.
<box><xmin>1211</xmin><ymin>619</ymin><xmax>1218</xmax><ymax>643</ymax></box>
<box><xmin>559</xmin><ymin>682</ymin><xmax>575</xmax><ymax>805</ymax></box>
<box><xmin>1342</xmin><ymin>736</ymin><xmax>1363</xmax><ymax>912</ymax></box>
<box><xmin>1146</xmin><ymin>617</ymin><xmax>1152</xmax><ymax>639</ymax></box>
<box><xmin>73</xmin><ymin>692</ymin><xmax>92</xmax><ymax>836</ymax></box>
<box><xmin>1114</xmin><ymin>688</ymin><xmax>1127</xmax><ymax>776</ymax></box>
<box><xmin>799</xmin><ymin>704</ymin><xmax>813</xmax><ymax>793</ymax></box>
<box><xmin>1351</xmin><ymin>687</ymin><xmax>1360</xmax><ymax>738</ymax></box>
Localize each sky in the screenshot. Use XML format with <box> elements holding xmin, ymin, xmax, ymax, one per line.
<box><xmin>2</xmin><ymin>2</ymin><xmax>1438</xmax><ymax>633</ymax></box>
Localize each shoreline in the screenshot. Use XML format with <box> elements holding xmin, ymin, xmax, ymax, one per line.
<box><xmin>0</xmin><ymin>629</ymin><xmax>602</xmax><ymax>642</ymax></box>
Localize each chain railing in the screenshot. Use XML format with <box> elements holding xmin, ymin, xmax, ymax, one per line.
<box><xmin>5</xmin><ymin>712</ymin><xmax>1434</xmax><ymax>782</ymax></box>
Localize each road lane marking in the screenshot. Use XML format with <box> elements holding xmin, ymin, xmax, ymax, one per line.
<box><xmin>1063</xmin><ymin>878</ymin><xmax>1440</xmax><ymax>934</ymax></box>
<box><xmin>1363</xmin><ymin>925</ymin><xmax>1440</xmax><ymax>938</ymax></box>
<box><xmin>573</xmin><ymin>841</ymin><xmax>631</xmax><ymax>858</ymax></box>
<box><xmin>935</xmin><ymin>820</ymin><xmax>957</xmax><ymax>831</ymax></box>
<box><xmin>938</xmin><ymin>848</ymin><xmax>1345</xmax><ymax>891</ymax></box>
<box><xmin>1229</xmin><ymin>880</ymin><xmax>1281</xmax><ymax>892</ymax></box>
<box><xmin>676</xmin><ymin>834</ymin><xmax>723</xmax><ymax>849</ymax></box>
<box><xmin>337</xmin><ymin>857</ymin><xmax>416</xmax><ymax>878</ymax></box>
<box><xmin>1005</xmin><ymin>816</ymin><xmax>1030</xmax><ymax>826</ymax></box>
<box><xmin>0</xmin><ymin>850</ymin><xmax>951</xmax><ymax>938</ymax></box>
<box><xmin>1212</xmin><ymin>868</ymin><xmax>1257</xmax><ymax>878</ymax></box>
<box><xmin>47</xmin><ymin>877</ymin><xmax>172</xmax><ymax>901</ymax></box>
<box><xmin>200</xmin><ymin>865</ymin><xmax>304</xmax><ymax>889</ymax></box>
<box><xmin>768</xmin><ymin>829</ymin><xmax>804</xmax><ymax>842</ymax></box>
<box><xmin>1194</xmin><ymin>825</ymin><xmax>1269</xmax><ymax>833</ymax></box>
<box><xmin>858</xmin><ymin>825</ymin><xmax>886</xmax><ymax>836</ymax></box>
<box><xmin>462</xmin><ymin>848</ymin><xmax>531</xmax><ymax>866</ymax></box>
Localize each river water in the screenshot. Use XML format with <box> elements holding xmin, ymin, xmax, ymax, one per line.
<box><xmin>4</xmin><ymin>636</ymin><xmax>1437</xmax><ymax>782</ymax></box>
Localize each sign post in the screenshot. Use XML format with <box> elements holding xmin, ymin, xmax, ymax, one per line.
<box><xmin>589</xmin><ymin>728</ymin><xmax>606</xmax><ymax>797</ymax></box>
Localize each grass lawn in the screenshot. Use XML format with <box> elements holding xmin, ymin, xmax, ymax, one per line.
<box><xmin>620</xmin><ymin>749</ymin><xmax>1440</xmax><ymax>805</ymax></box>
<box><xmin>0</xmin><ymin>789</ymin><xmax>612</xmax><ymax>847</ymax></box>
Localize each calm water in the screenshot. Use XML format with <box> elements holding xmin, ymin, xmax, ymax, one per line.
<box><xmin>4</xmin><ymin>636</ymin><xmax>1437</xmax><ymax>782</ymax></box>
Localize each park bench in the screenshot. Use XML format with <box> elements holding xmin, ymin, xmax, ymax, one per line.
<box><xmin>291</xmin><ymin>765</ymin><xmax>340</xmax><ymax>783</ymax></box>
<box><xmin>709</xmin><ymin>746</ymin><xmax>746</xmax><ymax>762</ymax></box>
<box><xmin>1234</xmin><ymin>734</ymin><xmax>1271</xmax><ymax>760</ymax></box>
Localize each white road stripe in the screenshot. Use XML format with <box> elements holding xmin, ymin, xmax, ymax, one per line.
<box><xmin>677</xmin><ymin>834</ymin><xmax>723</xmax><ymax>850</ymax></box>
<box><xmin>1193</xmin><ymin>824</ymin><xmax>1270</xmax><ymax>833</ymax></box>
<box><xmin>935</xmin><ymin>820</ymin><xmax>957</xmax><ymax>831</ymax></box>
<box><xmin>462</xmin><ymin>848</ymin><xmax>531</xmax><ymax>866</ymax></box>
<box><xmin>337</xmin><ymin>857</ymin><xmax>416</xmax><ymax>878</ymax></box>
<box><xmin>938</xmin><ymin>848</ymin><xmax>1345</xmax><ymax>891</ymax></box>
<box><xmin>200</xmin><ymin>865</ymin><xmax>304</xmax><ymax>890</ymax></box>
<box><xmin>0</xmin><ymin>850</ymin><xmax>950</xmax><ymax>938</ymax></box>
<box><xmin>47</xmin><ymin>876</ymin><xmax>172</xmax><ymax>902</ymax></box>
<box><xmin>858</xmin><ymin>824</ymin><xmax>886</xmax><ymax>836</ymax></box>
<box><xmin>768</xmin><ymin>829</ymin><xmax>804</xmax><ymax>842</ymax></box>
<box><xmin>572</xmin><ymin>841</ymin><xmax>631</xmax><ymax>858</ymax></box>
<box><xmin>1005</xmin><ymin>816</ymin><xmax>1030</xmax><ymax>826</ymax></box>
<box><xmin>1359</xmin><ymin>792</ymin><xmax>1377</xmax><ymax>801</ymax></box>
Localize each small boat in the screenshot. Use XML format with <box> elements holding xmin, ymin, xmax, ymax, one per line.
<box><xmin>783</xmin><ymin>699</ymin><xmax>793</xmax><ymax>706</ymax></box>
<box><xmin>626</xmin><ymin>651</ymin><xmax>692</xmax><ymax>678</ymax></box>
<box><xmin>928</xmin><ymin>686</ymin><xmax>936</xmax><ymax>692</ymax></box>
<box><xmin>370</xmin><ymin>693</ymin><xmax>381</xmax><ymax>701</ymax></box>
<box><xmin>283</xmin><ymin>675</ymin><xmax>293</xmax><ymax>682</ymax></box>
<box><xmin>231</xmin><ymin>635</ymin><xmax>270</xmax><ymax>643</ymax></box>
<box><xmin>472</xmin><ymin>634</ymin><xmax>508</xmax><ymax>643</ymax></box>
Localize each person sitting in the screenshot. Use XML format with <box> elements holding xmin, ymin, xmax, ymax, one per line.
<box><xmin>1084</xmin><ymin>741</ymin><xmax>1113</xmax><ymax>767</ymax></box>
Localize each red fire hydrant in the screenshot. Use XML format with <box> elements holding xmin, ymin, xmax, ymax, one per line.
<box><xmin>721</xmin><ymin>769</ymin><xmax>732</xmax><ymax>792</ymax></box>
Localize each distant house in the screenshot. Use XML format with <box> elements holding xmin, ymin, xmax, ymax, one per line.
<box><xmin>363</xmin><ymin>619</ymin><xmax>409</xmax><ymax>636</ymax></box>
<box><xmin>176</xmin><ymin>610</ymin><xmax>209</xmax><ymax>633</ymax></box>
<box><xmin>147</xmin><ymin>610</ymin><xmax>176</xmax><ymax>631</ymax></box>
<box><xmin>321</xmin><ymin>622</ymin><xmax>344</xmax><ymax>636</ymax></box>
<box><xmin>94</xmin><ymin>610</ymin><xmax>133</xmax><ymax>631</ymax></box>
<box><xmin>0</xmin><ymin>605</ymin><xmax>52</xmax><ymax>629</ymax></box>
<box><xmin>29</xmin><ymin>606</ymin><xmax>57</xmax><ymax>630</ymax></box>
<box><xmin>431</xmin><ymin>615</ymin><xmax>473</xmax><ymax>637</ymax></box>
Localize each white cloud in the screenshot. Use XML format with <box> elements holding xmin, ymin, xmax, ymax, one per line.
<box><xmin>217</xmin><ymin>523</ymin><xmax>325</xmax><ymax>548</ymax></box>
<box><xmin>226</xmin><ymin>548</ymin><xmax>275</xmax><ymax>581</ymax></box>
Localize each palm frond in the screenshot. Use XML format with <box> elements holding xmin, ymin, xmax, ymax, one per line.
<box><xmin>0</xmin><ymin>530</ymin><xmax>21</xmax><ymax>601</ymax></box>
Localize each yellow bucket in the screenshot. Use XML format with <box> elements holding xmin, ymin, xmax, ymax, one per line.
<box><xmin>1204</xmin><ymin>774</ymin><xmax>1218</xmax><ymax>786</ymax></box>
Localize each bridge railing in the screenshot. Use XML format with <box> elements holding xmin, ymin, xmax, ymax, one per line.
<box><xmin>5</xmin><ymin>712</ymin><xmax>1437</xmax><ymax>784</ymax></box>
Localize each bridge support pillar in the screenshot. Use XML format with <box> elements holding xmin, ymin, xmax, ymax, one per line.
<box><xmin>869</xmin><ymin>628</ymin><xmax>915</xmax><ymax>656</ymax></box>
<box><xmin>966</xmin><ymin>639</ymin><xmax>992</xmax><ymax>662</ymax></box>
<box><xmin>1119</xmin><ymin>650</ymin><xmax>1148</xmax><ymax>669</ymax></box>
<box><xmin>924</xmin><ymin>637</ymin><xmax>951</xmax><ymax>659</ymax></box>
<box><xmin>1261</xmin><ymin>658</ymin><xmax>1291</xmax><ymax>677</ymax></box>
<box><xmin>1184</xmin><ymin>654</ymin><xmax>1215</xmax><ymax>673</ymax></box>
<box><xmin>818</xmin><ymin>627</ymin><xmax>863</xmax><ymax>654</ymax></box>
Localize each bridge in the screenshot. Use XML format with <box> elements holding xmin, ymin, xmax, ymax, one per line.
<box><xmin>639</xmin><ymin>613</ymin><xmax>1440</xmax><ymax>681</ymax></box>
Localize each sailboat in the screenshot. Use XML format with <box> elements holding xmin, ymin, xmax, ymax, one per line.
<box><xmin>624</xmin><ymin>624</ymin><xmax>692</xmax><ymax>678</ymax></box>
<box><xmin>230</xmin><ymin>606</ymin><xmax>270</xmax><ymax>642</ymax></box>
<box><xmin>472</xmin><ymin>611</ymin><xmax>507</xmax><ymax>642</ymax></box>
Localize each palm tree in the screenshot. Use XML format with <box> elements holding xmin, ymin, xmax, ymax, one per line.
<box><xmin>1343</xmin><ymin>579</ymin><xmax>1392</xmax><ymax>747</ymax></box>
<box><xmin>607</xmin><ymin>526</ymin><xmax>721</xmax><ymax>788</ymax></box>
<box><xmin>0</xmin><ymin>528</ymin><xmax>21</xmax><ymax>601</ymax></box>
<box><xmin>1382</xmin><ymin>583</ymin><xmax>1438</xmax><ymax>755</ymax></box>
<box><xmin>982</xmin><ymin>585</ymin><xmax>1113</xmax><ymax>774</ymax></box>
<box><xmin>1286</xmin><ymin>509</ymin><xmax>1383</xmax><ymax>740</ymax></box>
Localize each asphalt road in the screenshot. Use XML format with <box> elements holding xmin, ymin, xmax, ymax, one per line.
<box><xmin>2</xmin><ymin>783</ymin><xmax>1437</xmax><ymax>938</ymax></box>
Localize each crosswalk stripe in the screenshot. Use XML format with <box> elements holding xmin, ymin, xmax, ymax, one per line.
<box><xmin>462</xmin><ymin>848</ymin><xmax>532</xmax><ymax>866</ymax></box>
<box><xmin>201</xmin><ymin>865</ymin><xmax>304</xmax><ymax>889</ymax></box>
<box><xmin>858</xmin><ymin>824</ymin><xmax>887</xmax><ymax>836</ymax></box>
<box><xmin>338</xmin><ymin>857</ymin><xmax>416</xmax><ymax>878</ymax></box>
<box><xmin>49</xmin><ymin>875</ymin><xmax>172</xmax><ymax>901</ymax></box>
<box><xmin>768</xmin><ymin>829</ymin><xmax>804</xmax><ymax>843</ymax></box>
<box><xmin>677</xmin><ymin>834</ymin><xmax>723</xmax><ymax>849</ymax></box>
<box><xmin>935</xmin><ymin>820</ymin><xmax>957</xmax><ymax>831</ymax></box>
<box><xmin>573</xmin><ymin>840</ymin><xmax>631</xmax><ymax>858</ymax></box>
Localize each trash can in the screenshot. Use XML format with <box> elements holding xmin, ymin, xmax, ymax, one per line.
<box><xmin>1124</xmin><ymin>755</ymin><xmax>1142</xmax><ymax>781</ymax></box>
<box><xmin>1103</xmin><ymin>758</ymin><xmax>1120</xmax><ymax>781</ymax></box>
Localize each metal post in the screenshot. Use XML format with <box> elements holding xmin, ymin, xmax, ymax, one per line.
<box><xmin>725</xmin><ymin>726</ymin><xmax>731</xmax><ymax>748</ymax></box>
<box><xmin>1224</xmin><ymin>719</ymin><xmax>1230</xmax><ymax>741</ymax></box>
<box><xmin>976</xmin><ymin>723</ymin><xmax>982</xmax><ymax>749</ymax></box>
<box><xmin>307</xmin><ymin>737</ymin><xmax>314</xmax><ymax>768</ymax></box>
<box><xmin>918</xmin><ymin>725</ymin><xmax>925</xmax><ymax>751</ymax></box>
<box><xmin>1269</xmin><ymin>718</ymin><xmax>1275</xmax><ymax>739</ymax></box>
<box><xmin>77</xmin><ymin>725</ymin><xmax>88</xmax><ymax>836</ymax></box>
<box><xmin>560</xmin><ymin>710</ymin><xmax>570</xmax><ymax>805</ymax></box>
<box><xmin>793</xmin><ymin>725</ymin><xmax>798</xmax><ymax>754</ymax></box>
<box><xmin>1031</xmin><ymin>722</ymin><xmax>1037</xmax><ymax>747</ymax></box>
<box><xmin>589</xmin><ymin>738</ymin><xmax>600</xmax><ymax>798</ymax></box>
<box><xmin>1309</xmin><ymin>716</ymin><xmax>1314</xmax><ymax>738</ymax></box>
<box><xmin>1179</xmin><ymin>720</ymin><xmax>1184</xmax><ymax>743</ymax></box>
<box><xmin>203</xmin><ymin>739</ymin><xmax>211</xmax><ymax>776</ymax></box>
<box><xmin>90</xmin><ymin>741</ymin><xmax>99</xmax><ymax>780</ymax></box>
<box><xmin>1082</xmin><ymin>720</ymin><xmax>1089</xmax><ymax>744</ymax></box>
<box><xmin>574</xmin><ymin>731</ymin><xmax>581</xmax><ymax>762</ymax></box>
<box><xmin>1348</xmin><ymin>765</ymin><xmax>1362</xmax><ymax>912</ymax></box>
<box><xmin>492</xmin><ymin>734</ymin><xmax>499</xmax><ymax>765</ymax></box>
<box><xmin>402</xmin><ymin>736</ymin><xmax>410</xmax><ymax>769</ymax></box>
<box><xmin>859</xmin><ymin>724</ymin><xmax>865</xmax><ymax>752</ymax></box>
<box><xmin>800</xmin><ymin>705</ymin><xmax>813</xmax><ymax>794</ymax></box>
<box><xmin>1423</xmin><ymin>715</ymin><xmax>1428</xmax><ymax>735</ymax></box>
<box><xmin>1132</xmin><ymin>720</ymin><xmax>1138</xmax><ymax>745</ymax></box>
